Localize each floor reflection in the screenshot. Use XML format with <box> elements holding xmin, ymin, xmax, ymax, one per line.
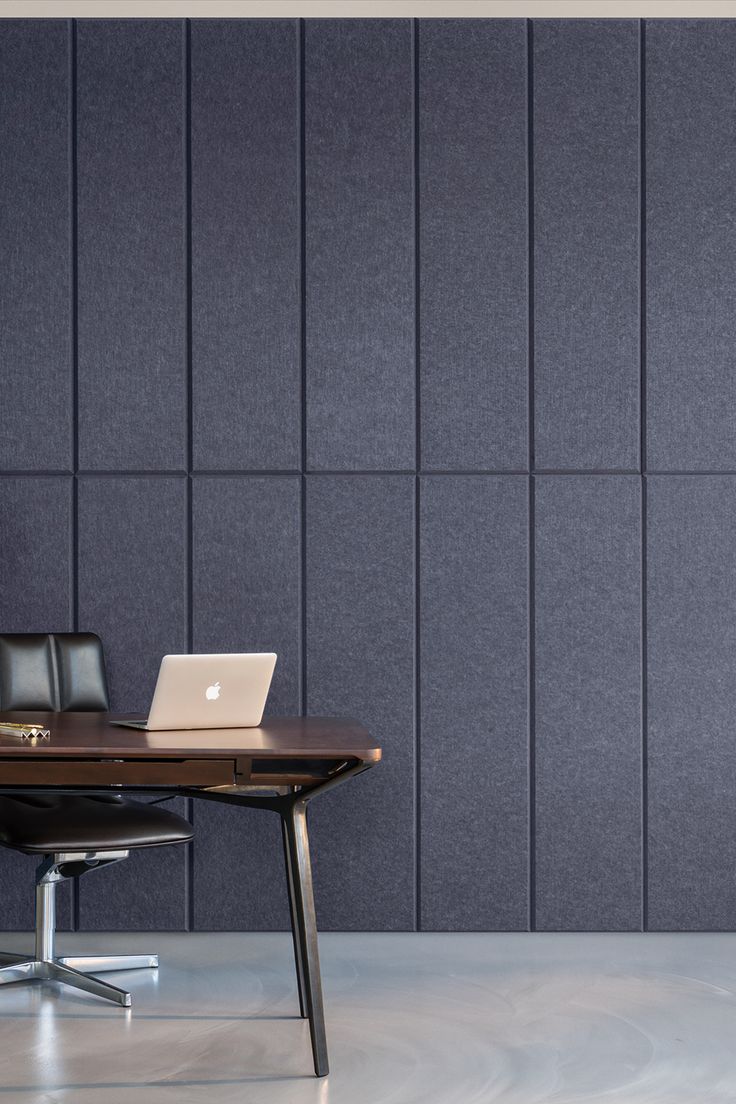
<box><xmin>0</xmin><ymin>931</ymin><xmax>734</xmax><ymax>1103</ymax></box>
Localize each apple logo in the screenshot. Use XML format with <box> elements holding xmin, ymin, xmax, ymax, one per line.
<box><xmin>205</xmin><ymin>681</ymin><xmax>221</xmax><ymax>701</ymax></box>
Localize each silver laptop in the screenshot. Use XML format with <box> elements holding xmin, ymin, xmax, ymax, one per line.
<box><xmin>113</xmin><ymin>653</ymin><xmax>277</xmax><ymax>731</ymax></box>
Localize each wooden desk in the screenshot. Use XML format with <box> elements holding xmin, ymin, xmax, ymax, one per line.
<box><xmin>0</xmin><ymin>710</ymin><xmax>381</xmax><ymax>1077</ymax></box>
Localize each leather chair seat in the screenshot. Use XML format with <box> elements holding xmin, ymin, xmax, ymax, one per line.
<box><xmin>0</xmin><ymin>794</ymin><xmax>193</xmax><ymax>854</ymax></box>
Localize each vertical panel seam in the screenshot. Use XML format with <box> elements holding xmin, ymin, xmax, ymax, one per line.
<box><xmin>640</xmin><ymin>17</ymin><xmax>649</xmax><ymax>933</ymax></box>
<box><xmin>641</xmin><ymin>476</ymin><xmax>648</xmax><ymax>932</ymax></box>
<box><xmin>639</xmin><ymin>20</ymin><xmax>647</xmax><ymax>478</ymax></box>
<box><xmin>527</xmin><ymin>17</ymin><xmax>536</xmax><ymax>933</ymax></box>
<box><xmin>527</xmin><ymin>19</ymin><xmax>535</xmax><ymax>479</ymax></box>
<box><xmin>70</xmin><ymin>18</ymin><xmax>79</xmax><ymax>637</ymax></box>
<box><xmin>413</xmin><ymin>17</ymin><xmax>421</xmax><ymax>934</ymax></box>
<box><xmin>184</xmin><ymin>16</ymin><xmax>194</xmax><ymax>934</ymax></box>
<box><xmin>185</xmin><ymin>17</ymin><xmax>193</xmax><ymax>651</ymax></box>
<box><xmin>299</xmin><ymin>18</ymin><xmax>307</xmax><ymax>718</ymax></box>
<box><xmin>70</xmin><ymin>16</ymin><xmax>80</xmax><ymax>934</ymax></box>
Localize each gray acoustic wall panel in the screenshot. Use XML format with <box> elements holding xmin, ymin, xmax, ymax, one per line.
<box><xmin>190</xmin><ymin>803</ymin><xmax>288</xmax><ymax>932</ymax></box>
<box><xmin>76</xmin><ymin>475</ymin><xmax>188</xmax><ymax>930</ymax></box>
<box><xmin>191</xmin><ymin>20</ymin><xmax>300</xmax><ymax>471</ymax></box>
<box><xmin>0</xmin><ymin>476</ymin><xmax>73</xmax><ymax>927</ymax></box>
<box><xmin>0</xmin><ymin>21</ymin><xmax>71</xmax><ymax>472</ymax></box>
<box><xmin>419</xmin><ymin>20</ymin><xmax>528</xmax><ymax>472</ymax></box>
<box><xmin>535</xmin><ymin>476</ymin><xmax>642</xmax><ymax>930</ymax></box>
<box><xmin>76</xmin><ymin>20</ymin><xmax>186</xmax><ymax>471</ymax></box>
<box><xmin>306</xmin><ymin>476</ymin><xmax>415</xmax><ymax>929</ymax></box>
<box><xmin>0</xmin><ymin>477</ymin><xmax>73</xmax><ymax>632</ymax></box>
<box><xmin>3</xmin><ymin>17</ymin><xmax>736</xmax><ymax>935</ymax></box>
<box><xmin>191</xmin><ymin>476</ymin><xmax>301</xmax><ymax>708</ymax></box>
<box><xmin>305</xmin><ymin>20</ymin><xmax>415</xmax><ymax>471</ymax></box>
<box><xmin>420</xmin><ymin>476</ymin><xmax>529</xmax><ymax>930</ymax></box>
<box><xmin>0</xmin><ymin>477</ymin><xmax>72</xmax><ymax>930</ymax></box>
<box><xmin>77</xmin><ymin>477</ymin><xmax>188</xmax><ymax>712</ymax></box>
<box><xmin>191</xmin><ymin>475</ymin><xmax>300</xmax><ymax>929</ymax></box>
<box><xmin>534</xmin><ymin>20</ymin><xmax>640</xmax><ymax>471</ymax></box>
<box><xmin>647</xmin><ymin>477</ymin><xmax>736</xmax><ymax>929</ymax></box>
<box><xmin>647</xmin><ymin>21</ymin><xmax>736</xmax><ymax>470</ymax></box>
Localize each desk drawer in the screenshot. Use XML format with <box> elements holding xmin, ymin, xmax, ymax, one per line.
<box><xmin>0</xmin><ymin>758</ymin><xmax>235</xmax><ymax>787</ymax></box>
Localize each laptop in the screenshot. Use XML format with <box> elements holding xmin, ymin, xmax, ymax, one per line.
<box><xmin>112</xmin><ymin>653</ymin><xmax>277</xmax><ymax>731</ymax></box>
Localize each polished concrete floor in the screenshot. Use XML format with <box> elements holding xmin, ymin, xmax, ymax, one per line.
<box><xmin>0</xmin><ymin>930</ymin><xmax>734</xmax><ymax>1102</ymax></box>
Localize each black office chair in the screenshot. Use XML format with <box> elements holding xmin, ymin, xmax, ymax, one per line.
<box><xmin>0</xmin><ymin>632</ymin><xmax>193</xmax><ymax>1007</ymax></box>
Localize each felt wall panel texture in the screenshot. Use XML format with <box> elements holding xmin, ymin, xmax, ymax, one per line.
<box><xmin>419</xmin><ymin>476</ymin><xmax>529</xmax><ymax>929</ymax></box>
<box><xmin>0</xmin><ymin>18</ymin><xmax>731</xmax><ymax>933</ymax></box>
<box><xmin>647</xmin><ymin>477</ymin><xmax>736</xmax><ymax>929</ymax></box>
<box><xmin>0</xmin><ymin>21</ymin><xmax>72</xmax><ymax>472</ymax></box>
<box><xmin>0</xmin><ymin>476</ymin><xmax>74</xmax><ymax>927</ymax></box>
<box><xmin>646</xmin><ymin>21</ymin><xmax>736</xmax><ymax>470</ymax></box>
<box><xmin>191</xmin><ymin>20</ymin><xmax>300</xmax><ymax>471</ymax></box>
<box><xmin>418</xmin><ymin>20</ymin><xmax>528</xmax><ymax>472</ymax></box>
<box><xmin>191</xmin><ymin>475</ymin><xmax>300</xmax><ymax>929</ymax></box>
<box><xmin>75</xmin><ymin>475</ymin><xmax>189</xmax><ymax>929</ymax></box>
<box><xmin>534</xmin><ymin>20</ymin><xmax>640</xmax><ymax>471</ymax></box>
<box><xmin>76</xmin><ymin>20</ymin><xmax>186</xmax><ymax>471</ymax></box>
<box><xmin>306</xmin><ymin>476</ymin><xmax>416</xmax><ymax>929</ymax></box>
<box><xmin>304</xmin><ymin>20</ymin><xmax>415</xmax><ymax>471</ymax></box>
<box><xmin>77</xmin><ymin>476</ymin><xmax>188</xmax><ymax>712</ymax></box>
<box><xmin>0</xmin><ymin>478</ymin><xmax>73</xmax><ymax>633</ymax></box>
<box><xmin>534</xmin><ymin>476</ymin><xmax>642</xmax><ymax>930</ymax></box>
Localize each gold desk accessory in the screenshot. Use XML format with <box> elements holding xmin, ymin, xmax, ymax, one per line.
<box><xmin>0</xmin><ymin>723</ymin><xmax>50</xmax><ymax>740</ymax></box>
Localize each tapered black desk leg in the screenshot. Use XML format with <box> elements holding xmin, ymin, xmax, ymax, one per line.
<box><xmin>281</xmin><ymin>816</ymin><xmax>307</xmax><ymax>1018</ymax></box>
<box><xmin>282</xmin><ymin>801</ymin><xmax>329</xmax><ymax>1077</ymax></box>
<box><xmin>189</xmin><ymin>761</ymin><xmax>374</xmax><ymax>1078</ymax></box>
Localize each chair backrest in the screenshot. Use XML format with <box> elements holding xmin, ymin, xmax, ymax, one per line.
<box><xmin>0</xmin><ymin>633</ymin><xmax>109</xmax><ymax>711</ymax></box>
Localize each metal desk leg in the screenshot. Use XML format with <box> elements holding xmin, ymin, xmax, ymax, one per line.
<box><xmin>281</xmin><ymin>816</ymin><xmax>307</xmax><ymax>1019</ymax></box>
<box><xmin>189</xmin><ymin>761</ymin><xmax>374</xmax><ymax>1078</ymax></box>
<box><xmin>282</xmin><ymin>801</ymin><xmax>328</xmax><ymax>1077</ymax></box>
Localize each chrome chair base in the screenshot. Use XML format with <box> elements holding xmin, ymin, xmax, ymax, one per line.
<box><xmin>0</xmin><ymin>852</ymin><xmax>158</xmax><ymax>1008</ymax></box>
<box><xmin>0</xmin><ymin>954</ymin><xmax>159</xmax><ymax>1007</ymax></box>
